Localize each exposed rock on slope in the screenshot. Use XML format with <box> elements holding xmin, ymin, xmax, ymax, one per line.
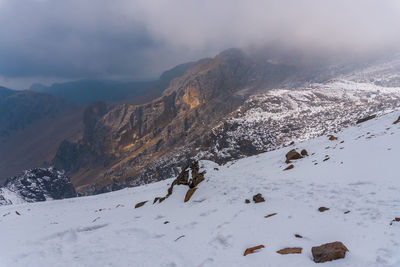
<box><xmin>200</xmin><ymin>80</ymin><xmax>400</xmax><ymax>163</ymax></box>
<box><xmin>0</xmin><ymin>167</ymin><xmax>76</xmax><ymax>205</ymax></box>
<box><xmin>53</xmin><ymin>49</ymin><xmax>297</xmax><ymax>194</ymax></box>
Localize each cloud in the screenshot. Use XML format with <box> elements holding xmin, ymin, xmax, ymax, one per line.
<box><xmin>1</xmin><ymin>0</ymin><xmax>400</xmax><ymax>88</ymax></box>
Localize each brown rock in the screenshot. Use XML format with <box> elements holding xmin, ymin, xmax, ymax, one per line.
<box><xmin>253</xmin><ymin>193</ymin><xmax>265</xmax><ymax>203</ymax></box>
<box><xmin>394</xmin><ymin>116</ymin><xmax>400</xmax><ymax>124</ymax></box>
<box><xmin>135</xmin><ymin>201</ymin><xmax>147</xmax><ymax>208</ymax></box>
<box><xmin>184</xmin><ymin>188</ymin><xmax>197</xmax><ymax>202</ymax></box>
<box><xmin>245</xmin><ymin>199</ymin><xmax>250</xmax><ymax>204</ymax></box>
<box><xmin>312</xmin><ymin>241</ymin><xmax>349</xmax><ymax>263</ymax></box>
<box><xmin>300</xmin><ymin>149</ymin><xmax>308</xmax><ymax>156</ymax></box>
<box><xmin>277</xmin><ymin>247</ymin><xmax>302</xmax><ymax>254</ymax></box>
<box><xmin>344</xmin><ymin>210</ymin><xmax>350</xmax><ymax>214</ymax></box>
<box><xmin>264</xmin><ymin>213</ymin><xmax>277</xmax><ymax>219</ymax></box>
<box><xmin>243</xmin><ymin>245</ymin><xmax>265</xmax><ymax>256</ymax></box>
<box><xmin>356</xmin><ymin>114</ymin><xmax>376</xmax><ymax>124</ymax></box>
<box><xmin>285</xmin><ymin>149</ymin><xmax>303</xmax><ymax>163</ymax></box>
<box><xmin>295</xmin><ymin>234</ymin><xmax>303</xmax><ymax>238</ymax></box>
<box><xmin>15</xmin><ymin>211</ymin><xmax>21</xmax><ymax>215</ymax></box>
<box><xmin>328</xmin><ymin>135</ymin><xmax>338</xmax><ymax>141</ymax></box>
<box><xmin>284</xmin><ymin>164</ymin><xmax>294</xmax><ymax>171</ymax></box>
<box><xmin>318</xmin><ymin>207</ymin><xmax>329</xmax><ymax>212</ymax></box>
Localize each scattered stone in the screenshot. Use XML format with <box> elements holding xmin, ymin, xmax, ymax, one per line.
<box><xmin>323</xmin><ymin>156</ymin><xmax>330</xmax><ymax>162</ymax></box>
<box><xmin>300</xmin><ymin>149</ymin><xmax>308</xmax><ymax>156</ymax></box>
<box><xmin>340</xmin><ymin>140</ymin><xmax>344</xmax><ymax>143</ymax></box>
<box><xmin>284</xmin><ymin>164</ymin><xmax>294</xmax><ymax>171</ymax></box>
<box><xmin>344</xmin><ymin>210</ymin><xmax>350</xmax><ymax>214</ymax></box>
<box><xmin>174</xmin><ymin>235</ymin><xmax>185</xmax><ymax>242</ymax></box>
<box><xmin>295</xmin><ymin>234</ymin><xmax>303</xmax><ymax>238</ymax></box>
<box><xmin>312</xmin><ymin>241</ymin><xmax>349</xmax><ymax>263</ymax></box>
<box><xmin>356</xmin><ymin>114</ymin><xmax>376</xmax><ymax>124</ymax></box>
<box><xmin>15</xmin><ymin>211</ymin><xmax>21</xmax><ymax>215</ymax></box>
<box><xmin>243</xmin><ymin>245</ymin><xmax>265</xmax><ymax>256</ymax></box>
<box><xmin>318</xmin><ymin>207</ymin><xmax>329</xmax><ymax>212</ymax></box>
<box><xmin>394</xmin><ymin>116</ymin><xmax>400</xmax><ymax>124</ymax></box>
<box><xmin>390</xmin><ymin>217</ymin><xmax>400</xmax><ymax>225</ymax></box>
<box><xmin>164</xmin><ymin>221</ymin><xmax>169</xmax><ymax>224</ymax></box>
<box><xmin>328</xmin><ymin>135</ymin><xmax>338</xmax><ymax>141</ymax></box>
<box><xmin>245</xmin><ymin>199</ymin><xmax>251</xmax><ymax>204</ymax></box>
<box><xmin>253</xmin><ymin>193</ymin><xmax>265</xmax><ymax>203</ymax></box>
<box><xmin>285</xmin><ymin>149</ymin><xmax>303</xmax><ymax>163</ymax></box>
<box><xmin>184</xmin><ymin>188</ymin><xmax>197</xmax><ymax>202</ymax></box>
<box><xmin>277</xmin><ymin>247</ymin><xmax>302</xmax><ymax>254</ymax></box>
<box><xmin>264</xmin><ymin>213</ymin><xmax>277</xmax><ymax>219</ymax></box>
<box><xmin>135</xmin><ymin>201</ymin><xmax>147</xmax><ymax>209</ymax></box>
<box><xmin>214</xmin><ymin>167</ymin><xmax>219</xmax><ymax>171</ymax></box>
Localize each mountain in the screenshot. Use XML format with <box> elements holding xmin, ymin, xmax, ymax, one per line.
<box><xmin>52</xmin><ymin>48</ymin><xmax>301</xmax><ymax>193</ymax></box>
<box><xmin>0</xmin><ymin>167</ymin><xmax>76</xmax><ymax>205</ymax></box>
<box><xmin>1</xmin><ymin>110</ymin><xmax>399</xmax><ymax>266</ymax></box>
<box><xmin>30</xmin><ymin>63</ymin><xmax>194</xmax><ymax>105</ymax></box>
<box><xmin>0</xmin><ymin>89</ymin><xmax>79</xmax><ymax>143</ymax></box>
<box><xmin>0</xmin><ymin>89</ymin><xmax>84</xmax><ymax>182</ymax></box>
<box><xmin>30</xmin><ymin>79</ymin><xmax>156</xmax><ymax>104</ymax></box>
<box><xmin>52</xmin><ymin>48</ymin><xmax>400</xmax><ymax>195</ymax></box>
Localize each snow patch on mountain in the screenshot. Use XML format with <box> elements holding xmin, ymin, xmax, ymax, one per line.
<box><xmin>200</xmin><ymin>80</ymin><xmax>400</xmax><ymax>161</ymax></box>
<box><xmin>0</xmin><ymin>167</ymin><xmax>76</xmax><ymax>205</ymax></box>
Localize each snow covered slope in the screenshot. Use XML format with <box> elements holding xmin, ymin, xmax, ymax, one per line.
<box><xmin>0</xmin><ymin>111</ymin><xmax>399</xmax><ymax>267</ymax></box>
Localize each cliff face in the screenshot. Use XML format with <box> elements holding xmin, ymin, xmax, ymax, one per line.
<box><xmin>53</xmin><ymin>49</ymin><xmax>298</xmax><ymax>194</ymax></box>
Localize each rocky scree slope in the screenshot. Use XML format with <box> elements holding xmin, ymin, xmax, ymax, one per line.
<box><xmin>0</xmin><ymin>167</ymin><xmax>76</xmax><ymax>205</ymax></box>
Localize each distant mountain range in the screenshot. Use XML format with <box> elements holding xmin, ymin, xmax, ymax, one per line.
<box><xmin>29</xmin><ymin>62</ymin><xmax>194</xmax><ymax>105</ymax></box>
<box><xmin>0</xmin><ymin>62</ymin><xmax>194</xmax><ymax>183</ymax></box>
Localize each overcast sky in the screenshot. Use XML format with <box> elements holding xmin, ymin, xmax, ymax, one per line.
<box><xmin>1</xmin><ymin>0</ymin><xmax>400</xmax><ymax>89</ymax></box>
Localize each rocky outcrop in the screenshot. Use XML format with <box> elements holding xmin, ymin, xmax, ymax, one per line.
<box><xmin>356</xmin><ymin>114</ymin><xmax>376</xmax><ymax>124</ymax></box>
<box><xmin>0</xmin><ymin>167</ymin><xmax>76</xmax><ymax>205</ymax></box>
<box><xmin>312</xmin><ymin>241</ymin><xmax>348</xmax><ymax>263</ymax></box>
<box><xmin>285</xmin><ymin>149</ymin><xmax>303</xmax><ymax>163</ymax></box>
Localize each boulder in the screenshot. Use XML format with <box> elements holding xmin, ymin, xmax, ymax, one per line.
<box><xmin>318</xmin><ymin>207</ymin><xmax>329</xmax><ymax>212</ymax></box>
<box><xmin>284</xmin><ymin>164</ymin><xmax>294</xmax><ymax>171</ymax></box>
<box><xmin>295</xmin><ymin>234</ymin><xmax>303</xmax><ymax>238</ymax></box>
<box><xmin>245</xmin><ymin>199</ymin><xmax>250</xmax><ymax>204</ymax></box>
<box><xmin>300</xmin><ymin>149</ymin><xmax>308</xmax><ymax>156</ymax></box>
<box><xmin>277</xmin><ymin>247</ymin><xmax>302</xmax><ymax>254</ymax></box>
<box><xmin>135</xmin><ymin>201</ymin><xmax>147</xmax><ymax>208</ymax></box>
<box><xmin>394</xmin><ymin>116</ymin><xmax>400</xmax><ymax>124</ymax></box>
<box><xmin>184</xmin><ymin>188</ymin><xmax>197</xmax><ymax>202</ymax></box>
<box><xmin>328</xmin><ymin>135</ymin><xmax>338</xmax><ymax>141</ymax></box>
<box><xmin>312</xmin><ymin>241</ymin><xmax>348</xmax><ymax>263</ymax></box>
<box><xmin>243</xmin><ymin>245</ymin><xmax>265</xmax><ymax>256</ymax></box>
<box><xmin>285</xmin><ymin>149</ymin><xmax>303</xmax><ymax>163</ymax></box>
<box><xmin>253</xmin><ymin>193</ymin><xmax>265</xmax><ymax>203</ymax></box>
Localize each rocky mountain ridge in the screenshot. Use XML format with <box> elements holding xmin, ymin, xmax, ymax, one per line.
<box><xmin>52</xmin><ymin>49</ymin><xmax>400</xmax><ymax>195</ymax></box>
<box><xmin>0</xmin><ymin>167</ymin><xmax>76</xmax><ymax>205</ymax></box>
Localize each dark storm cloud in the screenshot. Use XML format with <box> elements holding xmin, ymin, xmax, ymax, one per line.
<box><xmin>1</xmin><ymin>0</ymin><xmax>400</xmax><ymax>88</ymax></box>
